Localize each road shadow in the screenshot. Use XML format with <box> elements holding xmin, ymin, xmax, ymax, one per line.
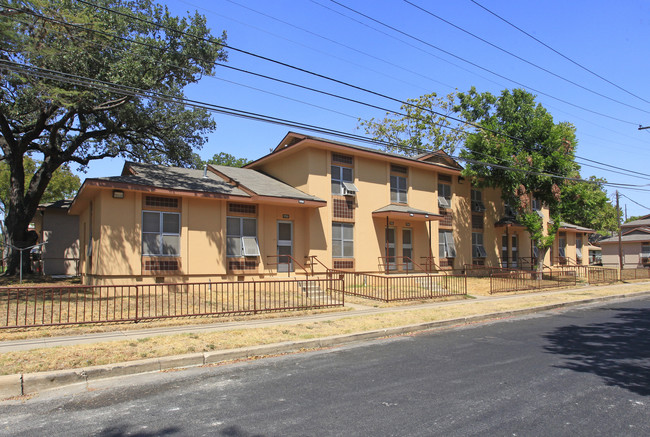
<box><xmin>543</xmin><ymin>306</ymin><xmax>650</xmax><ymax>396</ymax></box>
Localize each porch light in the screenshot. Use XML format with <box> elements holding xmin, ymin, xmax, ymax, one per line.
<box><xmin>112</xmin><ymin>190</ymin><xmax>124</xmax><ymax>199</ymax></box>
<box><xmin>298</xmin><ymin>200</ymin><xmax>305</xmax><ymax>204</ymax></box>
<box><xmin>409</xmin><ymin>213</ymin><xmax>414</xmax><ymax>217</ymax></box>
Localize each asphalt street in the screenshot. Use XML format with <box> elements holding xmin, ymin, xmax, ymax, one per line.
<box><xmin>2</xmin><ymin>296</ymin><xmax>649</xmax><ymax>436</ymax></box>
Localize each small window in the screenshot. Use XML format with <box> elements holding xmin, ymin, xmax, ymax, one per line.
<box><xmin>145</xmin><ymin>196</ymin><xmax>179</xmax><ymax>209</ymax></box>
<box><xmin>438</xmin><ymin>183</ymin><xmax>451</xmax><ymax>209</ymax></box>
<box><xmin>229</xmin><ymin>203</ymin><xmax>256</xmax><ymax>214</ymax></box>
<box><xmin>390</xmin><ymin>174</ymin><xmax>408</xmax><ymax>204</ymax></box>
<box><xmin>471</xmin><ymin>190</ymin><xmax>485</xmax><ymax>212</ymax></box>
<box><xmin>439</xmin><ymin>230</ymin><xmax>456</xmax><ymax>258</ymax></box>
<box><xmin>472</xmin><ymin>232</ymin><xmax>486</xmax><ymax>258</ymax></box>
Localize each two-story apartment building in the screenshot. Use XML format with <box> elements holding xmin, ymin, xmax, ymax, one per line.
<box><xmin>69</xmin><ymin>132</ymin><xmax>590</xmax><ymax>285</ymax></box>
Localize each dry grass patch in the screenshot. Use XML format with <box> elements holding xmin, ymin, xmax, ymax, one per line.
<box><xmin>1</xmin><ymin>283</ymin><xmax>648</xmax><ymax>375</ymax></box>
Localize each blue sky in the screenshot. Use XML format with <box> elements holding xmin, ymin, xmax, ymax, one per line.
<box><xmin>85</xmin><ymin>0</ymin><xmax>650</xmax><ymax>219</ymax></box>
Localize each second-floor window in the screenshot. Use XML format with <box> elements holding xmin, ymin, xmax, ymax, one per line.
<box><xmin>331</xmin><ymin>165</ymin><xmax>353</xmax><ymax>196</ymax></box>
<box><xmin>390</xmin><ymin>165</ymin><xmax>408</xmax><ymax>204</ymax></box>
<box><xmin>438</xmin><ymin>183</ymin><xmax>451</xmax><ymax>209</ymax></box>
<box><xmin>471</xmin><ymin>189</ymin><xmax>485</xmax><ymax>212</ymax></box>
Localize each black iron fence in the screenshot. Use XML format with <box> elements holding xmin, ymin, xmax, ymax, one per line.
<box><xmin>329</xmin><ymin>271</ymin><xmax>467</xmax><ymax>302</ymax></box>
<box><xmin>1</xmin><ymin>278</ymin><xmax>344</xmax><ymax>329</ymax></box>
<box><xmin>490</xmin><ymin>269</ymin><xmax>578</xmax><ymax>294</ymax></box>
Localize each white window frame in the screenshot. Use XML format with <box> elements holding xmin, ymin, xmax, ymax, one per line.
<box><xmin>332</xmin><ymin>223</ymin><xmax>354</xmax><ymax>258</ymax></box>
<box><xmin>576</xmin><ymin>234</ymin><xmax>583</xmax><ymax>259</ymax></box>
<box><xmin>142</xmin><ymin>211</ymin><xmax>181</xmax><ymax>256</ymax></box>
<box><xmin>227</xmin><ymin>216</ymin><xmax>259</xmax><ymax>257</ymax></box>
<box><xmin>439</xmin><ymin>230</ymin><xmax>456</xmax><ymax>258</ymax></box>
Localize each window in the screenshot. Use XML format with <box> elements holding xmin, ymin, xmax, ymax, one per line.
<box><xmin>641</xmin><ymin>243</ymin><xmax>650</xmax><ymax>258</ymax></box>
<box><xmin>332</xmin><ymin>223</ymin><xmax>354</xmax><ymax>258</ymax></box>
<box><xmin>532</xmin><ymin>198</ymin><xmax>542</xmax><ymax>211</ymax></box>
<box><xmin>471</xmin><ymin>189</ymin><xmax>485</xmax><ymax>212</ymax></box>
<box><xmin>505</xmin><ymin>203</ymin><xmax>517</xmax><ymax>217</ymax></box>
<box><xmin>390</xmin><ymin>165</ymin><xmax>408</xmax><ymax>204</ymax></box>
<box><xmin>558</xmin><ymin>233</ymin><xmax>567</xmax><ymax>258</ymax></box>
<box><xmin>439</xmin><ymin>230</ymin><xmax>456</xmax><ymax>258</ymax></box>
<box><xmin>472</xmin><ymin>232</ymin><xmax>487</xmax><ymax>258</ymax></box>
<box><xmin>576</xmin><ymin>234</ymin><xmax>583</xmax><ymax>260</ymax></box>
<box><xmin>331</xmin><ymin>164</ymin><xmax>354</xmax><ymax>195</ymax></box>
<box><xmin>227</xmin><ymin>217</ymin><xmax>260</xmax><ymax>257</ymax></box>
<box><xmin>438</xmin><ymin>183</ymin><xmax>451</xmax><ymax>209</ymax></box>
<box><xmin>472</xmin><ymin>214</ymin><xmax>484</xmax><ymax>230</ymax></box>
<box><xmin>142</xmin><ymin>211</ymin><xmax>180</xmax><ymax>256</ymax></box>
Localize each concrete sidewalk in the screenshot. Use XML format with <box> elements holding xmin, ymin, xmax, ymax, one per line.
<box><xmin>1</xmin><ymin>282</ymin><xmax>649</xmax><ymax>399</ymax></box>
<box><xmin>2</xmin><ymin>283</ymin><xmax>639</xmax><ymax>353</ymax></box>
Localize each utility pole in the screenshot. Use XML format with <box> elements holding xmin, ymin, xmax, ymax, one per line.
<box><xmin>617</xmin><ymin>191</ymin><xmax>623</xmax><ymax>271</ymax></box>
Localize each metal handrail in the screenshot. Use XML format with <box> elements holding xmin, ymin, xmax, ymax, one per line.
<box><xmin>419</xmin><ymin>256</ymin><xmax>449</xmax><ymax>275</ymax></box>
<box><xmin>519</xmin><ymin>257</ymin><xmax>550</xmax><ymax>271</ymax></box>
<box><xmin>305</xmin><ymin>255</ymin><xmax>332</xmax><ymax>274</ymax></box>
<box><xmin>378</xmin><ymin>256</ymin><xmax>431</xmax><ymax>275</ymax></box>
<box><xmin>266</xmin><ymin>254</ymin><xmax>310</xmax><ymax>277</ymax></box>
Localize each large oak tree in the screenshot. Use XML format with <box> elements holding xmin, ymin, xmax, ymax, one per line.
<box><xmin>0</xmin><ymin>0</ymin><xmax>227</xmax><ymax>274</ymax></box>
<box><xmin>456</xmin><ymin>87</ymin><xmax>579</xmax><ymax>272</ymax></box>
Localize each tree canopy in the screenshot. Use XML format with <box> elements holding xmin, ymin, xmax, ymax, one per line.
<box><xmin>0</xmin><ymin>157</ymin><xmax>80</xmax><ymax>216</ymax></box>
<box><xmin>558</xmin><ymin>176</ymin><xmax>618</xmax><ymax>234</ymax></box>
<box><xmin>456</xmin><ymin>87</ymin><xmax>580</xmax><ymax>269</ymax></box>
<box><xmin>359</xmin><ymin>92</ymin><xmax>468</xmax><ymax>156</ymax></box>
<box><xmin>0</xmin><ymin>0</ymin><xmax>227</xmax><ymax>274</ymax></box>
<box><xmin>194</xmin><ymin>152</ymin><xmax>250</xmax><ymax>169</ymax></box>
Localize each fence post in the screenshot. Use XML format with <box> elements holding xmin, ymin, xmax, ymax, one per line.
<box><xmin>253</xmin><ymin>279</ymin><xmax>257</xmax><ymax>314</ymax></box>
<box><xmin>385</xmin><ymin>275</ymin><xmax>389</xmax><ymax>302</ymax></box>
<box><xmin>134</xmin><ymin>285</ymin><xmax>139</xmax><ymax>323</ymax></box>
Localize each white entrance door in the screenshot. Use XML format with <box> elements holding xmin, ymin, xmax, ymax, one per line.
<box><xmin>277</xmin><ymin>221</ymin><xmax>293</xmax><ymax>273</ymax></box>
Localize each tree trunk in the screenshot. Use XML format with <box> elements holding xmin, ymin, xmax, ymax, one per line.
<box><xmin>535</xmin><ymin>246</ymin><xmax>548</xmax><ymax>281</ymax></box>
<box><xmin>3</xmin><ymin>212</ymin><xmax>37</xmax><ymax>276</ymax></box>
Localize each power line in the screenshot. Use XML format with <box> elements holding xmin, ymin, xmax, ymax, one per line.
<box><xmin>404</xmin><ymin>0</ymin><xmax>650</xmax><ymax>115</ymax></box>
<box><xmin>469</xmin><ymin>0</ymin><xmax>650</xmax><ymax>106</ymax></box>
<box><xmin>4</xmin><ymin>58</ymin><xmax>648</xmax><ymax>191</ymax></box>
<box><xmin>5</xmin><ymin>2</ymin><xmax>650</xmax><ymax>183</ymax></box>
<box><xmin>620</xmin><ymin>194</ymin><xmax>650</xmax><ymax>211</ymax></box>
<box><xmin>326</xmin><ymin>0</ymin><xmax>639</xmax><ymax>126</ymax></box>
<box><xmin>213</xmin><ymin>0</ymin><xmax>453</xmax><ymax>91</ymax></box>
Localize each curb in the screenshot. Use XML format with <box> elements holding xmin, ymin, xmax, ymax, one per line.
<box><xmin>2</xmin><ymin>290</ymin><xmax>649</xmax><ymax>399</ymax></box>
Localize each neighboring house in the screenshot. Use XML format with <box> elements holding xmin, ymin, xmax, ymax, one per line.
<box><xmin>32</xmin><ymin>200</ymin><xmax>80</xmax><ymax>276</ymax></box>
<box><xmin>600</xmin><ymin>214</ymin><xmax>650</xmax><ymax>268</ymax></box>
<box><xmin>69</xmin><ymin>132</ymin><xmax>594</xmax><ymax>285</ymax></box>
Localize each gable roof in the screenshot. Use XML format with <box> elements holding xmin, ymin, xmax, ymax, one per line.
<box><xmin>622</xmin><ymin>214</ymin><xmax>650</xmax><ymax>228</ymax></box>
<box><xmin>69</xmin><ymin>161</ymin><xmax>325</xmax><ymax>214</ymax></box>
<box><xmin>115</xmin><ymin>162</ymin><xmax>250</xmax><ymax>196</ymax></box>
<box><xmin>246</xmin><ymin>132</ymin><xmax>463</xmax><ymax>174</ymax></box>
